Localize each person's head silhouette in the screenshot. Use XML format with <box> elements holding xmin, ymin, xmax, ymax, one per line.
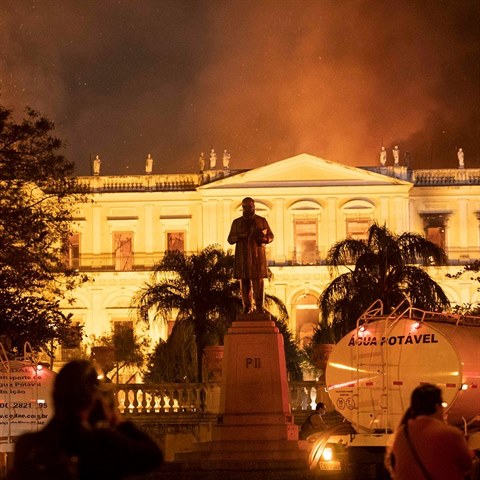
<box><xmin>53</xmin><ymin>360</ymin><xmax>101</xmax><ymax>418</ymax></box>
<box><xmin>409</xmin><ymin>384</ymin><xmax>443</xmax><ymax>418</ymax></box>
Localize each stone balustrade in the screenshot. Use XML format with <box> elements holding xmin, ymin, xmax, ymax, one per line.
<box><xmin>78</xmin><ymin>166</ymin><xmax>480</xmax><ymax>191</ymax></box>
<box><xmin>78</xmin><ymin>174</ymin><xmax>199</xmax><ymax>192</ymax></box>
<box><xmin>76</xmin><ymin>169</ymin><xmax>247</xmax><ymax>192</ymax></box>
<box><xmin>412</xmin><ymin>168</ymin><xmax>480</xmax><ymax>185</ymax></box>
<box><xmin>365</xmin><ymin>166</ymin><xmax>480</xmax><ymax>185</ymax></box>
<box><xmin>115</xmin><ymin>383</ymin><xmax>209</xmax><ymax>414</ymax></box>
<box><xmin>114</xmin><ymin>380</ymin><xmax>327</xmax><ymax>416</ymax></box>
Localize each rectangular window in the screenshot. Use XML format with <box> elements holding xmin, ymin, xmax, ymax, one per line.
<box><xmin>294</xmin><ymin>220</ymin><xmax>318</xmax><ymax>264</ymax></box>
<box><xmin>346</xmin><ymin>218</ymin><xmax>371</xmax><ymax>240</ymax></box>
<box><xmin>167</xmin><ymin>231</ymin><xmax>185</xmax><ymax>253</ymax></box>
<box><xmin>421</xmin><ymin>214</ymin><xmax>448</xmax><ymax>251</ymax></box>
<box><xmin>113</xmin><ymin>232</ymin><xmax>133</xmax><ymax>270</ymax></box>
<box><xmin>426</xmin><ymin>227</ymin><xmax>446</xmax><ymax>250</ymax></box>
<box><xmin>65</xmin><ymin>233</ymin><xmax>80</xmax><ymax>269</ymax></box>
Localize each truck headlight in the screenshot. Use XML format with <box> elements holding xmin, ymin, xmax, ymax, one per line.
<box><xmin>322</xmin><ymin>447</ymin><xmax>333</xmax><ymax>461</ymax></box>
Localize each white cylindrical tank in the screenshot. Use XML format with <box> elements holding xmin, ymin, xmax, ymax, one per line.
<box><xmin>326</xmin><ymin>314</ymin><xmax>480</xmax><ymax>433</ymax></box>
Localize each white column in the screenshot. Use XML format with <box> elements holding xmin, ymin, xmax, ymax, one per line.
<box><xmin>379</xmin><ymin>196</ymin><xmax>389</xmax><ymax>227</ymax></box>
<box><xmin>394</xmin><ymin>197</ymin><xmax>405</xmax><ymax>233</ymax></box>
<box><xmin>144</xmin><ymin>204</ymin><xmax>154</xmax><ymax>253</ymax></box>
<box><xmin>92</xmin><ymin>205</ymin><xmax>102</xmax><ymax>254</ymax></box>
<box><xmin>273</xmin><ymin>198</ymin><xmax>286</xmax><ymax>263</ymax></box>
<box><xmin>203</xmin><ymin>199</ymin><xmax>219</xmax><ymax>246</ymax></box>
<box><xmin>327</xmin><ymin>197</ymin><xmax>337</xmax><ymax>247</ymax></box>
<box><xmin>89</xmin><ymin>289</ymin><xmax>105</xmax><ymax>336</ymax></box>
<box><xmin>221</xmin><ymin>199</ymin><xmax>232</xmax><ymax>250</ymax></box>
<box><xmin>458</xmin><ymin>198</ymin><xmax>468</xmax><ymax>249</ymax></box>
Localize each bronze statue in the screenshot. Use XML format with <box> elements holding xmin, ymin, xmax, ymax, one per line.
<box><xmin>228</xmin><ymin>197</ymin><xmax>274</xmax><ymax>314</ymax></box>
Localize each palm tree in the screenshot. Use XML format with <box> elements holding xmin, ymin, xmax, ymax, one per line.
<box><xmin>134</xmin><ymin>245</ymin><xmax>306</xmax><ymax>382</ymax></box>
<box><xmin>133</xmin><ymin>245</ymin><xmax>241</xmax><ymax>382</ymax></box>
<box><xmin>319</xmin><ymin>223</ymin><xmax>450</xmax><ymax>338</ymax></box>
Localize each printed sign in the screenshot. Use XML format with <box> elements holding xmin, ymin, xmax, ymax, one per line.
<box><xmin>348</xmin><ymin>333</ymin><xmax>439</xmax><ymax>347</ymax></box>
<box><xmin>0</xmin><ymin>361</ymin><xmax>55</xmax><ymax>438</ymax></box>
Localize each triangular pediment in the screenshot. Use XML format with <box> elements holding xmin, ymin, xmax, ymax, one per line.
<box><xmin>199</xmin><ymin>153</ymin><xmax>411</xmax><ymax>189</ymax></box>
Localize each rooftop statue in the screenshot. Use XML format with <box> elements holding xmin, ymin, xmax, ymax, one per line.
<box><xmin>223</xmin><ymin>149</ymin><xmax>231</xmax><ymax>169</ymax></box>
<box><xmin>457</xmin><ymin>148</ymin><xmax>464</xmax><ymax>169</ymax></box>
<box><xmin>199</xmin><ymin>152</ymin><xmax>205</xmax><ymax>172</ymax></box>
<box><xmin>209</xmin><ymin>148</ymin><xmax>217</xmax><ymax>169</ymax></box>
<box><xmin>93</xmin><ymin>155</ymin><xmax>101</xmax><ymax>176</ymax></box>
<box><xmin>392</xmin><ymin>145</ymin><xmax>400</xmax><ymax>166</ymax></box>
<box><xmin>380</xmin><ymin>146</ymin><xmax>387</xmax><ymax>166</ymax></box>
<box><xmin>145</xmin><ymin>154</ymin><xmax>153</xmax><ymax>174</ymax></box>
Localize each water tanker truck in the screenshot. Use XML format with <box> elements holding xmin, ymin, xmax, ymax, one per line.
<box><xmin>309</xmin><ymin>300</ymin><xmax>480</xmax><ymax>479</ymax></box>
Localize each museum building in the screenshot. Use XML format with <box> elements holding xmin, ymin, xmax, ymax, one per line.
<box><xmin>58</xmin><ymin>153</ymin><xmax>480</xmax><ymax>376</ymax></box>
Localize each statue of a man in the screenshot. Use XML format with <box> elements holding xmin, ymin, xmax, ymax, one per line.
<box><xmin>145</xmin><ymin>154</ymin><xmax>153</xmax><ymax>174</ymax></box>
<box><xmin>380</xmin><ymin>146</ymin><xmax>387</xmax><ymax>166</ymax></box>
<box><xmin>228</xmin><ymin>197</ymin><xmax>274</xmax><ymax>314</ymax></box>
<box><xmin>457</xmin><ymin>148</ymin><xmax>464</xmax><ymax>168</ymax></box>
<box><xmin>209</xmin><ymin>149</ymin><xmax>217</xmax><ymax>169</ymax></box>
<box><xmin>223</xmin><ymin>149</ymin><xmax>231</xmax><ymax>169</ymax></box>
<box><xmin>93</xmin><ymin>155</ymin><xmax>101</xmax><ymax>176</ymax></box>
<box><xmin>392</xmin><ymin>145</ymin><xmax>400</xmax><ymax>166</ymax></box>
<box><xmin>199</xmin><ymin>152</ymin><xmax>205</xmax><ymax>172</ymax></box>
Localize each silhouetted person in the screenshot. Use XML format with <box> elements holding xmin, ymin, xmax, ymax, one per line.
<box><xmin>228</xmin><ymin>197</ymin><xmax>274</xmax><ymax>314</ymax></box>
<box><xmin>388</xmin><ymin>384</ymin><xmax>472</xmax><ymax>480</ymax></box>
<box><xmin>10</xmin><ymin>360</ymin><xmax>163</xmax><ymax>480</ymax></box>
<box><xmin>299</xmin><ymin>402</ymin><xmax>328</xmax><ymax>440</ymax></box>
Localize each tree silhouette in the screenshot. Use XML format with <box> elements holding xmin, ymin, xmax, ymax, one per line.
<box><xmin>0</xmin><ymin>104</ymin><xmax>88</xmax><ymax>356</ymax></box>
<box><xmin>319</xmin><ymin>223</ymin><xmax>449</xmax><ymax>338</ymax></box>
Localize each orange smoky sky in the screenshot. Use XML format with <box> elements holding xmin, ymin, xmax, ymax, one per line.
<box><xmin>1</xmin><ymin>0</ymin><xmax>479</xmax><ymax>175</ymax></box>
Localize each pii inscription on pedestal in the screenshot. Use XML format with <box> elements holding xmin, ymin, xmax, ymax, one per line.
<box><xmin>246</xmin><ymin>357</ymin><xmax>261</xmax><ymax>368</ymax></box>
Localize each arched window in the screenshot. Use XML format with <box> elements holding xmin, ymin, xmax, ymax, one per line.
<box><xmin>289</xmin><ymin>201</ymin><xmax>322</xmax><ymax>264</ymax></box>
<box><xmin>293</xmin><ymin>293</ymin><xmax>319</xmax><ymax>348</ymax></box>
<box><xmin>341</xmin><ymin>199</ymin><xmax>375</xmax><ymax>240</ymax></box>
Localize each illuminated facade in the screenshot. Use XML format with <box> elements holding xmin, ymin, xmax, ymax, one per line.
<box><xmin>59</xmin><ymin>154</ymin><xmax>480</xmax><ymax>368</ymax></box>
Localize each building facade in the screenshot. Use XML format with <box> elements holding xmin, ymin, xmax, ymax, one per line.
<box><xmin>59</xmin><ymin>154</ymin><xmax>480</xmax><ymax>372</ymax></box>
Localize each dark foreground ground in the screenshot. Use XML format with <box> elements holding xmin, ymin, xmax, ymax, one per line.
<box><xmin>138</xmin><ymin>470</ymin><xmax>335</xmax><ymax>480</ymax></box>
<box><xmin>133</xmin><ymin>463</ymin><xmax>348</xmax><ymax>480</ymax></box>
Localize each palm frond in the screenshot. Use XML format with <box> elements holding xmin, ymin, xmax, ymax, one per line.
<box><xmin>318</xmin><ymin>223</ymin><xmax>449</xmax><ymax>340</ymax></box>
<box><xmin>326</xmin><ymin>237</ymin><xmax>368</xmax><ymax>274</ymax></box>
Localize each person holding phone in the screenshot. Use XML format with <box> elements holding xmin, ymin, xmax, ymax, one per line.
<box><xmin>10</xmin><ymin>360</ymin><xmax>163</xmax><ymax>480</ymax></box>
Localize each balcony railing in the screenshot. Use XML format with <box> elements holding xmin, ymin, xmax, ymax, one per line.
<box><xmin>69</xmin><ymin>252</ymin><xmax>330</xmax><ymax>271</ymax></box>
<box><xmin>68</xmin><ymin>251</ymin><xmax>474</xmax><ymax>272</ymax></box>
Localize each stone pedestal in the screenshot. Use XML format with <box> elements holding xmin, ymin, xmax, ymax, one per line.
<box><xmin>175</xmin><ymin>313</ymin><xmax>309</xmax><ymax>470</ymax></box>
